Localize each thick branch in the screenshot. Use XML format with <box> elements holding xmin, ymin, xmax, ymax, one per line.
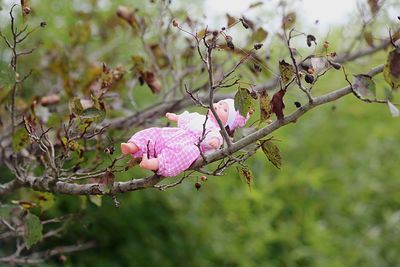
<box><xmin>0</xmin><ymin>242</ymin><xmax>95</xmax><ymax>265</ymax></box>
<box><xmin>0</xmin><ymin>179</ymin><xmax>21</xmax><ymax>195</ymax></box>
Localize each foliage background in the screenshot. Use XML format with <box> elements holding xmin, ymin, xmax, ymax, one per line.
<box><xmin>0</xmin><ymin>0</ymin><xmax>399</xmax><ymax>266</ymax></box>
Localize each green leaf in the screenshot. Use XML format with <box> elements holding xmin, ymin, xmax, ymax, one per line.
<box><xmin>237</xmin><ymin>165</ymin><xmax>254</xmax><ymax>190</ymax></box>
<box><xmin>353</xmin><ymin>74</ymin><xmax>376</xmax><ymax>98</ymax></box>
<box><xmin>12</xmin><ymin>127</ymin><xmax>30</xmax><ymax>152</ymax></box>
<box><xmin>89</xmin><ymin>195</ymin><xmax>102</xmax><ymax>207</ymax></box>
<box><xmin>383</xmin><ymin>48</ymin><xmax>400</xmax><ymax>91</ymax></box>
<box><xmin>259</xmin><ymin>91</ymin><xmax>272</xmax><ymax>122</ymax></box>
<box><xmin>24</xmin><ymin>213</ymin><xmax>43</xmax><ymax>249</ymax></box>
<box><xmin>234</xmin><ymin>88</ymin><xmax>254</xmax><ymax>116</ymax></box>
<box><xmin>251</xmin><ymin>27</ymin><xmax>268</xmax><ymax>43</ymax></box>
<box><xmin>260</xmin><ymin>140</ymin><xmax>282</xmax><ymax>169</ymax></box>
<box><xmin>279</xmin><ymin>60</ymin><xmax>294</xmax><ymax>85</ymax></box>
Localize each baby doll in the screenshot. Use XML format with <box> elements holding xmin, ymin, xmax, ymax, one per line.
<box><xmin>120</xmin><ymin>98</ymin><xmax>249</xmax><ymax>177</ymax></box>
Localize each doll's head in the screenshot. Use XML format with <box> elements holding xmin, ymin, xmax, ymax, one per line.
<box><xmin>208</xmin><ymin>98</ymin><xmax>249</xmax><ymax>131</ymax></box>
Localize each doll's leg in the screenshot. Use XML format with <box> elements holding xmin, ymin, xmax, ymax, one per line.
<box><xmin>120</xmin><ymin>142</ymin><xmax>139</xmax><ymax>155</ymax></box>
<box><xmin>139</xmin><ymin>153</ymin><xmax>159</xmax><ymax>171</ymax></box>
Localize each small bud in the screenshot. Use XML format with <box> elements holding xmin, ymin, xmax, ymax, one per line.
<box><xmin>328</xmin><ymin>60</ymin><xmax>341</xmax><ymax>70</ymax></box>
<box><xmin>104</xmin><ymin>146</ymin><xmax>115</xmax><ymax>155</ymax></box>
<box><xmin>59</xmin><ymin>254</ymin><xmax>67</xmax><ymax>263</ymax></box>
<box><xmin>294</xmin><ymin>101</ymin><xmax>301</xmax><ymax>108</ymax></box>
<box><xmin>225</xmin><ymin>35</ymin><xmax>234</xmax><ymax>50</ymax></box>
<box><xmin>40</xmin><ymin>21</ymin><xmax>47</xmax><ymax>28</ymax></box>
<box><xmin>307</xmin><ymin>68</ymin><xmax>314</xmax><ymax>75</ymax></box>
<box><xmin>212</xmin><ymin>30</ymin><xmax>219</xmax><ymax>37</ymax></box>
<box><xmin>172</xmin><ymin>19</ymin><xmax>179</xmax><ymax>27</ymax></box>
<box><xmin>323</xmin><ymin>41</ymin><xmax>329</xmax><ymax>49</ymax></box>
<box><xmin>254</xmin><ymin>43</ymin><xmax>263</xmax><ymax>50</ymax></box>
<box><xmin>250</xmin><ymin>89</ymin><xmax>258</xmax><ymax>100</ymax></box>
<box><xmin>200</xmin><ymin>175</ymin><xmax>208</xmax><ymax>181</ymax></box>
<box><xmin>221</xmin><ymin>27</ymin><xmax>226</xmax><ymax>31</ymax></box>
<box><xmin>305</xmin><ymin>74</ymin><xmax>314</xmax><ymax>84</ymax></box>
<box><xmin>195</xmin><ymin>181</ymin><xmax>201</xmax><ymax>190</ymax></box>
<box><xmin>330</xmin><ymin>52</ymin><xmax>337</xmax><ymax>57</ymax></box>
<box><xmin>23</xmin><ymin>6</ymin><xmax>31</xmax><ymax>15</ymax></box>
<box><xmin>138</xmin><ymin>76</ymin><xmax>144</xmax><ymax>85</ymax></box>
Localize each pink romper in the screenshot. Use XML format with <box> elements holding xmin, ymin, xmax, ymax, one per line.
<box><xmin>128</xmin><ymin>111</ymin><xmax>223</xmax><ymax>177</ymax></box>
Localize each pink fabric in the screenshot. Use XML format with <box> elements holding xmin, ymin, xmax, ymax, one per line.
<box><xmin>231</xmin><ymin>112</ymin><xmax>249</xmax><ymax>130</ymax></box>
<box><xmin>128</xmin><ymin>112</ymin><xmax>223</xmax><ymax>177</ymax></box>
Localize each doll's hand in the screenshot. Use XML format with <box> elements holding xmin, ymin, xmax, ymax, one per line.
<box><xmin>208</xmin><ymin>138</ymin><xmax>220</xmax><ymax>149</ymax></box>
<box><xmin>166</xmin><ymin>112</ymin><xmax>178</xmax><ymax>122</ymax></box>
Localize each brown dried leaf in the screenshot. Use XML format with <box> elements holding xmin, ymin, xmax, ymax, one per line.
<box><xmin>282</xmin><ymin>12</ymin><xmax>296</xmax><ymax>29</ymax></box>
<box><xmin>142</xmin><ymin>71</ymin><xmax>162</xmax><ymax>94</ymax></box>
<box><xmin>270</xmin><ymin>89</ymin><xmax>286</xmax><ymax>120</ymax></box>
<box><xmin>226</xmin><ymin>14</ymin><xmax>236</xmax><ymax>27</ymax></box>
<box><xmin>116</xmin><ymin>5</ymin><xmax>138</xmax><ymax>29</ymax></box>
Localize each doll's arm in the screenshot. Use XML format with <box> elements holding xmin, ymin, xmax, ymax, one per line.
<box><xmin>165</xmin><ymin>112</ymin><xmax>178</xmax><ymax>122</ymax></box>
<box><xmin>204</xmin><ymin>129</ymin><xmax>223</xmax><ymax>150</ymax></box>
<box><xmin>208</xmin><ymin>137</ymin><xmax>220</xmax><ymax>149</ymax></box>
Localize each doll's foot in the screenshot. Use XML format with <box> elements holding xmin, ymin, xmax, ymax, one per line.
<box><xmin>121</xmin><ymin>142</ymin><xmax>139</xmax><ymax>155</ymax></box>
<box><xmin>139</xmin><ymin>154</ymin><xmax>159</xmax><ymax>171</ymax></box>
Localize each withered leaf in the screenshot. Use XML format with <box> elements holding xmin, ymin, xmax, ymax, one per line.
<box><xmin>259</xmin><ymin>91</ymin><xmax>272</xmax><ymax>122</ymax></box>
<box><xmin>142</xmin><ymin>71</ymin><xmax>162</xmax><ymax>94</ymax></box>
<box><xmin>259</xmin><ymin>139</ymin><xmax>282</xmax><ymax>169</ymax></box>
<box><xmin>116</xmin><ymin>6</ymin><xmax>138</xmax><ymax>30</ymax></box>
<box><xmin>352</xmin><ymin>74</ymin><xmax>376</xmax><ymax>98</ymax></box>
<box><xmin>226</xmin><ymin>14</ymin><xmax>236</xmax><ymax>27</ymax></box>
<box><xmin>279</xmin><ymin>60</ymin><xmax>294</xmax><ymax>85</ymax></box>
<box><xmin>282</xmin><ymin>12</ymin><xmax>296</xmax><ymax>29</ymax></box>
<box><xmin>364</xmin><ymin>31</ymin><xmax>374</xmax><ymax>47</ymax></box>
<box><xmin>270</xmin><ymin>89</ymin><xmax>286</xmax><ymax>120</ymax></box>
<box><xmin>150</xmin><ymin>44</ymin><xmax>169</xmax><ymax>68</ymax></box>
<box><xmin>251</xmin><ymin>27</ymin><xmax>268</xmax><ymax>43</ymax></box>
<box><xmin>383</xmin><ymin>48</ymin><xmax>400</xmax><ymax>91</ymax></box>
<box><xmin>237</xmin><ymin>165</ymin><xmax>254</xmax><ymax>190</ymax></box>
<box><xmin>306</xmin><ymin>34</ymin><xmax>316</xmax><ymax>47</ymax></box>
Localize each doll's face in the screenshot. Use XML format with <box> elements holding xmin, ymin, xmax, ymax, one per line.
<box><xmin>208</xmin><ymin>101</ymin><xmax>229</xmax><ymax>125</ymax></box>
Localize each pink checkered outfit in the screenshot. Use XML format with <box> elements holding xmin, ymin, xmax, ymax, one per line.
<box><xmin>127</xmin><ymin>99</ymin><xmax>248</xmax><ymax>177</ymax></box>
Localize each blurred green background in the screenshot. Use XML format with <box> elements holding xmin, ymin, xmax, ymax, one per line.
<box><xmin>0</xmin><ymin>0</ymin><xmax>399</xmax><ymax>266</ymax></box>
